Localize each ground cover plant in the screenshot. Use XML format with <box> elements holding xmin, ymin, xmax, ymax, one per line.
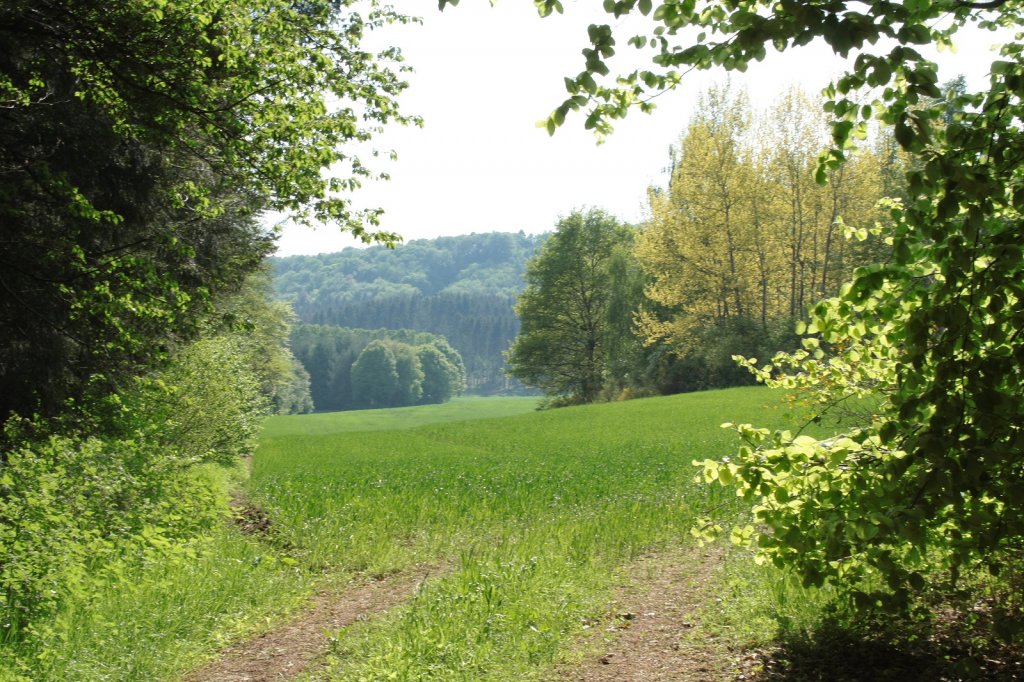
<box><xmin>250</xmin><ymin>387</ymin><xmax>806</xmax><ymax>680</ymax></box>
<box><xmin>0</xmin><ymin>463</ymin><xmax>313</xmax><ymax>682</ymax></box>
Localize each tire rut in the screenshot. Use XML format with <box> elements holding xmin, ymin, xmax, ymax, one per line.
<box><xmin>185</xmin><ymin>565</ymin><xmax>441</xmax><ymax>682</ymax></box>
<box><xmin>548</xmin><ymin>545</ymin><xmax>732</xmax><ymax>682</ymax></box>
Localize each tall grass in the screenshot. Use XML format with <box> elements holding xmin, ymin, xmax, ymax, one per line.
<box><xmin>0</xmin><ymin>464</ymin><xmax>311</xmax><ymax>682</ymax></box>
<box><xmin>0</xmin><ymin>395</ymin><xmax>540</xmax><ymax>681</ymax></box>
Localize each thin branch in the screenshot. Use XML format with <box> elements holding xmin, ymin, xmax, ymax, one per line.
<box><xmin>956</xmin><ymin>0</ymin><xmax>1010</xmax><ymax>9</ymax></box>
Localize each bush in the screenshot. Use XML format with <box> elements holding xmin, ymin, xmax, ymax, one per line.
<box><xmin>0</xmin><ymin>328</ymin><xmax>269</xmax><ymax>638</ymax></box>
<box><xmin>0</xmin><ymin>426</ymin><xmax>223</xmax><ymax>639</ymax></box>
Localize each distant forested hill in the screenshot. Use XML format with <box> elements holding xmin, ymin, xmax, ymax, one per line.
<box><xmin>271</xmin><ymin>232</ymin><xmax>545</xmax><ymax>393</ymax></box>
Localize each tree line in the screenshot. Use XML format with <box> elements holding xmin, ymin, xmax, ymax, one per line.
<box><xmin>273</xmin><ymin>232</ymin><xmax>544</xmax><ymax>393</ymax></box>
<box><xmin>291</xmin><ymin>325</ymin><xmax>466</xmax><ymax>411</ymax></box>
<box><xmin>508</xmin><ymin>86</ymin><xmax>902</xmax><ymax>404</ymax></box>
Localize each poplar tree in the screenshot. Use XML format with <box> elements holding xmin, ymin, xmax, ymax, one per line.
<box><xmin>635</xmin><ymin>87</ymin><xmax>884</xmax><ymax>361</ymax></box>
<box><xmin>635</xmin><ymin>86</ymin><xmax>761</xmax><ymax>351</ymax></box>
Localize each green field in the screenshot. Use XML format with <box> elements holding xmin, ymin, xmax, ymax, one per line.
<box><xmin>7</xmin><ymin>388</ymin><xmax>815</xmax><ymax>681</ymax></box>
<box><xmin>251</xmin><ymin>387</ymin><xmax>802</xmax><ymax>680</ymax></box>
<box><xmin>262</xmin><ymin>396</ymin><xmax>541</xmax><ymax>437</ymax></box>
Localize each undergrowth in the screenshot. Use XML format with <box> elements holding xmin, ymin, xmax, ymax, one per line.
<box><xmin>698</xmin><ymin>545</ymin><xmax>1024</xmax><ymax>681</ymax></box>
<box><xmin>0</xmin><ymin>463</ymin><xmax>311</xmax><ymax>682</ymax></box>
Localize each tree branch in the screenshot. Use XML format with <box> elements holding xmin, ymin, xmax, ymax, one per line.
<box><xmin>956</xmin><ymin>0</ymin><xmax>1010</xmax><ymax>9</ymax></box>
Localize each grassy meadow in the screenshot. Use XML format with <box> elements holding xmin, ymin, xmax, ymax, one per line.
<box><xmin>251</xmin><ymin>387</ymin><xmax>812</xmax><ymax>680</ymax></box>
<box><xmin>263</xmin><ymin>396</ymin><xmax>541</xmax><ymax>437</ymax></box>
<box><xmin>3</xmin><ymin>388</ymin><xmax>825</xmax><ymax>681</ymax></box>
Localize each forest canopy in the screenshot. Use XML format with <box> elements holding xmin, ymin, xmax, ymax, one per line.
<box><xmin>273</xmin><ymin>232</ymin><xmax>543</xmax><ymax>393</ymax></box>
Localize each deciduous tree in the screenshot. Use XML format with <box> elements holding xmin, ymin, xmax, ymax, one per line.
<box><xmin>351</xmin><ymin>340</ymin><xmax>401</xmax><ymax>409</ymax></box>
<box><xmin>635</xmin><ymin>86</ymin><xmax>885</xmax><ymax>390</ymax></box>
<box><xmin>391</xmin><ymin>341</ymin><xmax>425</xmax><ymax>406</ymax></box>
<box><xmin>635</xmin><ymin>86</ymin><xmax>761</xmax><ymax>351</ymax></box>
<box><xmin>507</xmin><ymin>209</ymin><xmax>635</xmax><ymax>404</ymax></box>
<box><xmin>417</xmin><ymin>341</ymin><xmax>467</xmax><ymax>404</ymax></box>
<box><xmin>0</xmin><ymin>0</ymin><xmax>414</xmax><ymax>419</ymax></box>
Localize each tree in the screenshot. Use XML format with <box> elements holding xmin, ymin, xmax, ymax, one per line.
<box><xmin>490</xmin><ymin>0</ymin><xmax>1024</xmax><ymax>618</ymax></box>
<box><xmin>212</xmin><ymin>271</ymin><xmax>314</xmax><ymax>414</ymax></box>
<box><xmin>602</xmin><ymin>243</ymin><xmax>649</xmax><ymax>394</ymax></box>
<box><xmin>304</xmin><ymin>342</ymin><xmax>339</xmax><ymax>412</ymax></box>
<box><xmin>277</xmin><ymin>360</ymin><xmax>315</xmax><ymax>415</ymax></box>
<box><xmin>507</xmin><ymin>209</ymin><xmax>634</xmax><ymax>404</ymax></box>
<box><xmin>390</xmin><ymin>341</ymin><xmax>425</xmax><ymax>406</ymax></box>
<box><xmin>762</xmin><ymin>88</ymin><xmax>887</xmax><ymax>309</ymax></box>
<box><xmin>351</xmin><ymin>340</ymin><xmax>401</xmax><ymax>409</ymax></box>
<box><xmin>634</xmin><ymin>86</ymin><xmax>885</xmax><ymax>391</ymax></box>
<box><xmin>417</xmin><ymin>342</ymin><xmax>467</xmax><ymax>404</ymax></box>
<box><xmin>0</xmin><ymin>0</ymin><xmax>414</xmax><ymax>420</ymax></box>
<box><xmin>635</xmin><ymin>85</ymin><xmax>762</xmax><ymax>351</ymax></box>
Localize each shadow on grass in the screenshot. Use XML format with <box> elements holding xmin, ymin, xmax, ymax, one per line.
<box><xmin>748</xmin><ymin>611</ymin><xmax>1023</xmax><ymax>682</ymax></box>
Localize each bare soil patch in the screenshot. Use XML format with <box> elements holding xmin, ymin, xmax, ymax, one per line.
<box><xmin>229</xmin><ymin>498</ymin><xmax>274</xmax><ymax>538</ymax></box>
<box><xmin>185</xmin><ymin>565</ymin><xmax>441</xmax><ymax>682</ymax></box>
<box><xmin>549</xmin><ymin>545</ymin><xmax>739</xmax><ymax>682</ymax></box>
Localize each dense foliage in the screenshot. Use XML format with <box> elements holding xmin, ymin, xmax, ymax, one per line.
<box><xmin>0</xmin><ymin>0</ymin><xmax>412</xmax><ymax>421</ymax></box>
<box><xmin>0</xmin><ymin>0</ymin><xmax>400</xmax><ymax>646</ymax></box>
<box><xmin>635</xmin><ymin>86</ymin><xmax>895</xmax><ymax>390</ymax></box>
<box><xmin>0</xmin><ymin>276</ymin><xmax>308</xmax><ymax>640</ymax></box>
<box><xmin>291</xmin><ymin>324</ymin><xmax>466</xmax><ymax>411</ymax></box>
<box><xmin>513</xmin><ymin>0</ymin><xmax>1024</xmax><ymax>629</ymax></box>
<box><xmin>273</xmin><ymin>232</ymin><xmax>543</xmax><ymax>392</ymax></box>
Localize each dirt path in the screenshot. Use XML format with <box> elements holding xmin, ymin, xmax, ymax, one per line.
<box><xmin>549</xmin><ymin>545</ymin><xmax>739</xmax><ymax>682</ymax></box>
<box><xmin>185</xmin><ymin>566</ymin><xmax>439</xmax><ymax>682</ymax></box>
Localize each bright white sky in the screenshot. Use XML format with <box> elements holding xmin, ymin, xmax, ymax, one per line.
<box><xmin>272</xmin><ymin>1</ymin><xmax>1004</xmax><ymax>257</ymax></box>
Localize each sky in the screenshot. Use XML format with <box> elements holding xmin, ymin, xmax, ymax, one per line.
<box><xmin>272</xmin><ymin>1</ymin><xmax>1004</xmax><ymax>257</ymax></box>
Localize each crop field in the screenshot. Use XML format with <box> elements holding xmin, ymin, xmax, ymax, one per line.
<box><xmin>263</xmin><ymin>396</ymin><xmax>541</xmax><ymax>438</ymax></box>
<box><xmin>250</xmin><ymin>386</ymin><xmax>804</xmax><ymax>681</ymax></box>
<box><xmin>8</xmin><ymin>388</ymin><xmax>816</xmax><ymax>681</ymax></box>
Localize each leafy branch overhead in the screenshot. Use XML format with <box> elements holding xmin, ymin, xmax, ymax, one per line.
<box><xmin>4</xmin><ymin>0</ymin><xmax>418</xmax><ymax>238</ymax></box>
<box><xmin>439</xmin><ymin>1</ymin><xmax>1009</xmax><ymax>150</ymax></box>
